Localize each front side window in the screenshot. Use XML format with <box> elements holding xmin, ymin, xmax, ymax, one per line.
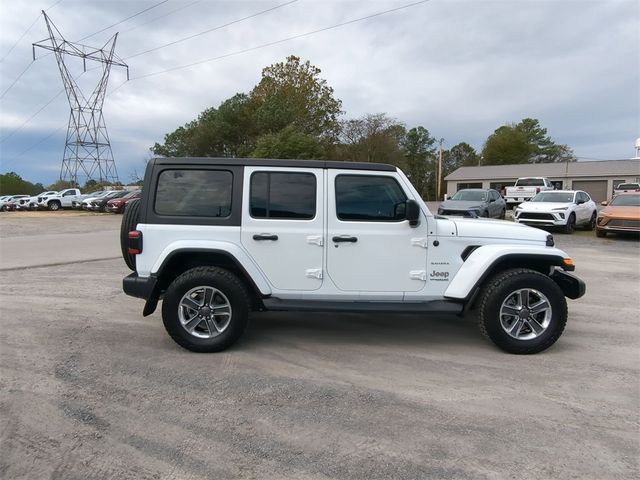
<box><xmin>155</xmin><ymin>169</ymin><xmax>232</xmax><ymax>217</ymax></box>
<box><xmin>250</xmin><ymin>172</ymin><xmax>316</xmax><ymax>219</ymax></box>
<box><xmin>336</xmin><ymin>175</ymin><xmax>407</xmax><ymax>221</ymax></box>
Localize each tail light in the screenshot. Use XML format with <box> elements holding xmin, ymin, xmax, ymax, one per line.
<box><xmin>536</xmin><ymin>187</ymin><xmax>541</xmax><ymax>193</ymax></box>
<box><xmin>128</xmin><ymin>230</ymin><xmax>143</xmax><ymax>255</ymax></box>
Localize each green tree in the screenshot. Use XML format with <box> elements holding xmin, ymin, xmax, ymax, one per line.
<box><xmin>442</xmin><ymin>142</ymin><xmax>480</xmax><ymax>175</ymax></box>
<box><xmin>249</xmin><ymin>55</ymin><xmax>343</xmax><ymax>141</ymax></box>
<box><xmin>251</xmin><ymin>125</ymin><xmax>326</xmax><ymax>159</ymax></box>
<box><xmin>337</xmin><ymin>113</ymin><xmax>406</xmax><ymax>165</ymax></box>
<box><xmin>47</xmin><ymin>179</ymin><xmax>77</xmax><ymax>191</ymax></box>
<box><xmin>0</xmin><ymin>172</ymin><xmax>43</xmax><ymax>195</ymax></box>
<box><xmin>401</xmin><ymin>126</ymin><xmax>437</xmax><ymax>198</ymax></box>
<box><xmin>482</xmin><ymin>118</ymin><xmax>575</xmax><ymax>165</ymax></box>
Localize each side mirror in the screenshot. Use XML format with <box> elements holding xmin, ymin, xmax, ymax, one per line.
<box><xmin>405</xmin><ymin>199</ymin><xmax>420</xmax><ymax>227</ymax></box>
<box><xmin>601</xmin><ymin>201</ymin><xmax>608</xmax><ymax>206</ymax></box>
<box><xmin>577</xmin><ymin>199</ymin><xmax>585</xmax><ymax>205</ymax></box>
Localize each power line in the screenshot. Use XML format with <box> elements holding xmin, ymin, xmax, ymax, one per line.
<box><xmin>0</xmin><ymin>62</ymin><xmax>35</xmax><ymax>99</ymax></box>
<box><xmin>125</xmin><ymin>0</ymin><xmax>298</xmax><ymax>60</ymax></box>
<box><xmin>0</xmin><ymin>88</ymin><xmax>65</xmax><ymax>144</ymax></box>
<box><xmin>76</xmin><ymin>0</ymin><xmax>169</xmax><ymax>42</ymax></box>
<box><xmin>0</xmin><ymin>0</ymin><xmax>62</xmax><ymax>62</ymax></box>
<box><xmin>132</xmin><ymin>0</ymin><xmax>431</xmax><ymax>80</ymax></box>
<box><xmin>120</xmin><ymin>0</ymin><xmax>202</xmax><ymax>35</ymax></box>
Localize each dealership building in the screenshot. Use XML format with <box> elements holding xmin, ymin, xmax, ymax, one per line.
<box><xmin>444</xmin><ymin>159</ymin><xmax>640</xmax><ymax>203</ymax></box>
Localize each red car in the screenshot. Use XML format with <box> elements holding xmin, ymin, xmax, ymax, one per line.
<box><xmin>106</xmin><ymin>190</ymin><xmax>141</xmax><ymax>214</ymax></box>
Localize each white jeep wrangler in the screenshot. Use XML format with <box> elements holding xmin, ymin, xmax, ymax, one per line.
<box><xmin>122</xmin><ymin>158</ymin><xmax>585</xmax><ymax>354</ymax></box>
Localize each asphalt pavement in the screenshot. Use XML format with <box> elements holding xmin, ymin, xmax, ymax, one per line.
<box><xmin>0</xmin><ymin>212</ymin><xmax>638</xmax><ymax>479</ymax></box>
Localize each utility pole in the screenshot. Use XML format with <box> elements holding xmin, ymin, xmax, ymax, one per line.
<box><xmin>437</xmin><ymin>138</ymin><xmax>444</xmax><ymax>200</ymax></box>
<box><xmin>33</xmin><ymin>12</ymin><xmax>128</xmax><ymax>185</ymax></box>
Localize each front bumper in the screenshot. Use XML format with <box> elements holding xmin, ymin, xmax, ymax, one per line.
<box><xmin>515</xmin><ymin>211</ymin><xmax>568</xmax><ymax>227</ymax></box>
<box><xmin>551</xmin><ymin>269</ymin><xmax>586</xmax><ymax>299</ymax></box>
<box><xmin>596</xmin><ymin>217</ymin><xmax>640</xmax><ymax>233</ymax></box>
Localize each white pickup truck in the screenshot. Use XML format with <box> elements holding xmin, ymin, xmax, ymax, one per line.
<box><xmin>505</xmin><ymin>177</ymin><xmax>554</xmax><ymax>208</ymax></box>
<box><xmin>38</xmin><ymin>188</ymin><xmax>83</xmax><ymax>210</ymax></box>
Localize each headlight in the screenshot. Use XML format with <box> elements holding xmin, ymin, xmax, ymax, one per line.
<box><xmin>552</xmin><ymin>207</ymin><xmax>568</xmax><ymax>211</ymax></box>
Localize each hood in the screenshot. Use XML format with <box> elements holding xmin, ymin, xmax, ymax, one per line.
<box><xmin>600</xmin><ymin>206</ymin><xmax>640</xmax><ymax>220</ymax></box>
<box><xmin>440</xmin><ymin>200</ymin><xmax>485</xmax><ymax>210</ymax></box>
<box><xmin>517</xmin><ymin>202</ymin><xmax>571</xmax><ymax>211</ymax></box>
<box><xmin>445</xmin><ymin>217</ymin><xmax>549</xmax><ymax>243</ymax></box>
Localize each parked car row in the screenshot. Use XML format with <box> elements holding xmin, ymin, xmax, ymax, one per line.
<box><xmin>438</xmin><ymin>186</ymin><xmax>639</xmax><ymax>237</ymax></box>
<box><xmin>0</xmin><ymin>189</ymin><xmax>141</xmax><ymax>214</ymax></box>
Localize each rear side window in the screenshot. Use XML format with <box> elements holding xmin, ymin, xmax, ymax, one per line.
<box><xmin>516</xmin><ymin>178</ymin><xmax>545</xmax><ymax>186</ymax></box>
<box><xmin>155</xmin><ymin>169</ymin><xmax>232</xmax><ymax>217</ymax></box>
<box><xmin>335</xmin><ymin>175</ymin><xmax>407</xmax><ymax>221</ymax></box>
<box><xmin>250</xmin><ymin>172</ymin><xmax>316</xmax><ymax>219</ymax></box>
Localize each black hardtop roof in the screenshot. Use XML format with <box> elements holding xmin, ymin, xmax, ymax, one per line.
<box><xmin>150</xmin><ymin>157</ymin><xmax>396</xmax><ymax>172</ymax></box>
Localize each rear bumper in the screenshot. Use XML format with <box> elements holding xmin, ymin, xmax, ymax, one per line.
<box><xmin>123</xmin><ymin>273</ymin><xmax>157</xmax><ymax>300</ymax></box>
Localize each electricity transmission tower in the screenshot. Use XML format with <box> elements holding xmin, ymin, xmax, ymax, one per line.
<box><xmin>33</xmin><ymin>12</ymin><xmax>128</xmax><ymax>185</ymax></box>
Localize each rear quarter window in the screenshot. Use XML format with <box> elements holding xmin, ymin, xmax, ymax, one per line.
<box><xmin>155</xmin><ymin>169</ymin><xmax>233</xmax><ymax>217</ymax></box>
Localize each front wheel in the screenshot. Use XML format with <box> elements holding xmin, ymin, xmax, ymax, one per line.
<box><xmin>161</xmin><ymin>267</ymin><xmax>250</xmax><ymax>353</ymax></box>
<box><xmin>477</xmin><ymin>268</ymin><xmax>567</xmax><ymax>354</ymax></box>
<box><xmin>563</xmin><ymin>213</ymin><xmax>575</xmax><ymax>234</ymax></box>
<box><xmin>596</xmin><ymin>228</ymin><xmax>606</xmax><ymax>238</ymax></box>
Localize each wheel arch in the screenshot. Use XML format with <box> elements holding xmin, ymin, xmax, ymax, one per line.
<box><xmin>445</xmin><ymin>248</ymin><xmax>575</xmax><ymax>310</ymax></box>
<box><xmin>152</xmin><ymin>248</ymin><xmax>268</xmax><ymax>312</ymax></box>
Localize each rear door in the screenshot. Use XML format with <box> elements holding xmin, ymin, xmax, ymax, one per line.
<box><xmin>241</xmin><ymin>167</ymin><xmax>324</xmax><ymax>291</ymax></box>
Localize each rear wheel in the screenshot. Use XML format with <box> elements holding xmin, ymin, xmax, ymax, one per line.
<box><xmin>120</xmin><ymin>199</ymin><xmax>140</xmax><ymax>271</ymax></box>
<box><xmin>161</xmin><ymin>267</ymin><xmax>250</xmax><ymax>353</ymax></box>
<box><xmin>585</xmin><ymin>212</ymin><xmax>596</xmax><ymax>230</ymax></box>
<box><xmin>478</xmin><ymin>268</ymin><xmax>567</xmax><ymax>354</ymax></box>
<box><xmin>48</xmin><ymin>201</ymin><xmax>60</xmax><ymax>211</ymax></box>
<box><xmin>499</xmin><ymin>208</ymin><xmax>506</xmax><ymax>219</ymax></box>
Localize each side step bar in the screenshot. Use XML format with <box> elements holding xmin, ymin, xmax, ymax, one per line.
<box><xmin>262</xmin><ymin>298</ymin><xmax>463</xmax><ymax>314</ymax></box>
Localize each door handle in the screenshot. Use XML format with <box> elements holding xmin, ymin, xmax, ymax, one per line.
<box><xmin>332</xmin><ymin>235</ymin><xmax>358</xmax><ymax>243</ymax></box>
<box><xmin>253</xmin><ymin>234</ymin><xmax>278</xmax><ymax>241</ymax></box>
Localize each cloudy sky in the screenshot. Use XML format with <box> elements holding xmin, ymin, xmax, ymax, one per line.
<box><xmin>0</xmin><ymin>0</ymin><xmax>638</xmax><ymax>185</ymax></box>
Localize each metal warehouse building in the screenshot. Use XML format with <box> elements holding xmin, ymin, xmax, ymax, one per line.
<box><xmin>444</xmin><ymin>159</ymin><xmax>640</xmax><ymax>203</ymax></box>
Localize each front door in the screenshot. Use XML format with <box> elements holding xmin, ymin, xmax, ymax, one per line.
<box><xmin>241</xmin><ymin>167</ymin><xmax>324</xmax><ymax>291</ymax></box>
<box><xmin>326</xmin><ymin>170</ymin><xmax>427</xmax><ymax>294</ymax></box>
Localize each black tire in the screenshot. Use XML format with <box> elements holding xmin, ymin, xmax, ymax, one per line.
<box><xmin>596</xmin><ymin>228</ymin><xmax>606</xmax><ymax>238</ymax></box>
<box><xmin>563</xmin><ymin>213</ymin><xmax>575</xmax><ymax>234</ymax></box>
<box><xmin>585</xmin><ymin>212</ymin><xmax>596</xmax><ymax>230</ymax></box>
<box><xmin>161</xmin><ymin>267</ymin><xmax>250</xmax><ymax>353</ymax></box>
<box><xmin>477</xmin><ymin>268</ymin><xmax>567</xmax><ymax>354</ymax></box>
<box><xmin>499</xmin><ymin>208</ymin><xmax>506</xmax><ymax>219</ymax></box>
<box><xmin>120</xmin><ymin>199</ymin><xmax>140</xmax><ymax>271</ymax></box>
<box><xmin>48</xmin><ymin>201</ymin><xmax>60</xmax><ymax>211</ymax></box>
<box><xmin>482</xmin><ymin>210</ymin><xmax>489</xmax><ymax>218</ymax></box>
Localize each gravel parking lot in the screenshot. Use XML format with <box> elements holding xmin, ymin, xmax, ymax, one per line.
<box><xmin>0</xmin><ymin>213</ymin><xmax>638</xmax><ymax>479</ymax></box>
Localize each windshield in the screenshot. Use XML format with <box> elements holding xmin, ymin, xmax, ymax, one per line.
<box><xmin>451</xmin><ymin>190</ymin><xmax>486</xmax><ymax>201</ymax></box>
<box><xmin>615</xmin><ymin>184</ymin><xmax>639</xmax><ymax>190</ymax></box>
<box><xmin>515</xmin><ymin>178</ymin><xmax>545</xmax><ymax>186</ymax></box>
<box><xmin>610</xmin><ymin>194</ymin><xmax>640</xmax><ymax>206</ymax></box>
<box><xmin>531</xmin><ymin>192</ymin><xmax>574</xmax><ymax>203</ymax></box>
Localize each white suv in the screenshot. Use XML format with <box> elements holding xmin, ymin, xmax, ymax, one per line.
<box><xmin>122</xmin><ymin>158</ymin><xmax>585</xmax><ymax>354</ymax></box>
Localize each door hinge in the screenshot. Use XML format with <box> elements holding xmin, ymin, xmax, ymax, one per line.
<box><xmin>306</xmin><ymin>235</ymin><xmax>324</xmax><ymax>246</ymax></box>
<box><xmin>411</xmin><ymin>237</ymin><xmax>429</xmax><ymax>248</ymax></box>
<box><xmin>305</xmin><ymin>268</ymin><xmax>323</xmax><ymax>279</ymax></box>
<box><xmin>409</xmin><ymin>270</ymin><xmax>427</xmax><ymax>281</ymax></box>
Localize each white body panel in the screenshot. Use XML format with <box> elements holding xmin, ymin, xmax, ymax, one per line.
<box><xmin>240</xmin><ymin>166</ymin><xmax>324</xmax><ymax>291</ymax></box>
<box><xmin>39</xmin><ymin>188</ymin><xmax>81</xmax><ymax>208</ymax></box>
<box><xmin>135</xmin><ymin>224</ymin><xmax>272</xmax><ymax>295</ymax></box>
<box><xmin>505</xmin><ymin>177</ymin><xmax>554</xmax><ymax>204</ymax></box>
